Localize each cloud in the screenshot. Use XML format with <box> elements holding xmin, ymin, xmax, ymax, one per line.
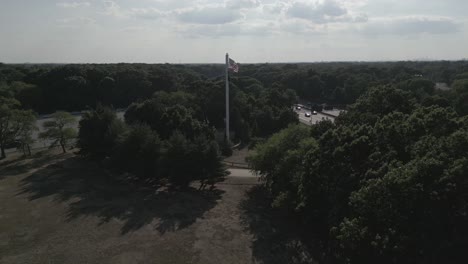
<box><xmin>279</xmin><ymin>19</ymin><xmax>331</xmax><ymax>35</ymax></box>
<box><xmin>56</xmin><ymin>16</ymin><xmax>96</xmax><ymax>27</ymax></box>
<box><xmin>226</xmin><ymin>0</ymin><xmax>261</xmax><ymax>9</ymax></box>
<box><xmin>263</xmin><ymin>2</ymin><xmax>287</xmax><ymax>15</ymax></box>
<box><xmin>361</xmin><ymin>16</ymin><xmax>461</xmax><ymax>35</ymax></box>
<box><xmin>177</xmin><ymin>6</ymin><xmax>242</xmax><ymax>24</ymax></box>
<box><xmin>56</xmin><ymin>1</ymin><xmax>90</xmax><ymax>8</ymax></box>
<box><xmin>130</xmin><ymin>8</ymin><xmax>164</xmax><ymax>20</ymax></box>
<box><xmin>102</xmin><ymin>0</ymin><xmax>126</xmax><ymax>18</ymax></box>
<box><xmin>178</xmin><ymin>21</ymin><xmax>277</xmax><ymax>38</ymax></box>
<box><xmin>287</xmin><ymin>0</ymin><xmax>348</xmax><ymax>23</ymax></box>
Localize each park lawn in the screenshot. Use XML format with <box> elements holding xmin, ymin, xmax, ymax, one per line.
<box><xmin>0</xmin><ymin>151</ymin><xmax>313</xmax><ymax>264</ymax></box>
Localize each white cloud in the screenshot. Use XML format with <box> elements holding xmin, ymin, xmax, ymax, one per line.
<box><xmin>280</xmin><ymin>19</ymin><xmax>328</xmax><ymax>35</ymax></box>
<box><xmin>263</xmin><ymin>2</ymin><xmax>287</xmax><ymax>15</ymax></box>
<box><xmin>56</xmin><ymin>1</ymin><xmax>90</xmax><ymax>8</ymax></box>
<box><xmin>56</xmin><ymin>16</ymin><xmax>96</xmax><ymax>27</ymax></box>
<box><xmin>226</xmin><ymin>0</ymin><xmax>261</xmax><ymax>10</ymax></box>
<box><xmin>360</xmin><ymin>16</ymin><xmax>461</xmax><ymax>36</ymax></box>
<box><xmin>178</xmin><ymin>21</ymin><xmax>277</xmax><ymax>38</ymax></box>
<box><xmin>287</xmin><ymin>0</ymin><xmax>347</xmax><ymax>23</ymax></box>
<box><xmin>102</xmin><ymin>0</ymin><xmax>126</xmax><ymax>18</ymax></box>
<box><xmin>130</xmin><ymin>8</ymin><xmax>164</xmax><ymax>20</ymax></box>
<box><xmin>176</xmin><ymin>6</ymin><xmax>243</xmax><ymax>24</ymax></box>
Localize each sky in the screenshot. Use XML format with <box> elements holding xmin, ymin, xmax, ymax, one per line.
<box><xmin>0</xmin><ymin>0</ymin><xmax>467</xmax><ymax>63</ymax></box>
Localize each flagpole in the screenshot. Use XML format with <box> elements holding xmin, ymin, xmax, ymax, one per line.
<box><xmin>225</xmin><ymin>53</ymin><xmax>230</xmax><ymax>143</ymax></box>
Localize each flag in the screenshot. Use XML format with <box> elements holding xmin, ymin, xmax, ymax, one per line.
<box><xmin>228</xmin><ymin>58</ymin><xmax>239</xmax><ymax>73</ymax></box>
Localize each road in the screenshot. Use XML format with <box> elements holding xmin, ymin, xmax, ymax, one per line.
<box><xmin>294</xmin><ymin>107</ymin><xmax>335</xmax><ymax>126</ymax></box>
<box><xmin>227</xmin><ymin>168</ymin><xmax>255</xmax><ymax>177</ymax></box>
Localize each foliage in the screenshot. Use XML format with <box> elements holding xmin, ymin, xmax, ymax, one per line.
<box><xmin>78</xmin><ymin>105</ymin><xmax>126</xmax><ymax>159</ymax></box>
<box><xmin>248</xmin><ymin>125</ymin><xmax>314</xmax><ymax>210</ymax></box>
<box><xmin>163</xmin><ymin>132</ymin><xmax>226</xmax><ymax>188</ymax></box>
<box><xmin>15</xmin><ymin>110</ymin><xmax>37</xmax><ymax>156</ymax></box>
<box><xmin>0</xmin><ymin>96</ymin><xmax>36</xmax><ymax>158</ymax></box>
<box><xmin>249</xmin><ymin>84</ymin><xmax>468</xmax><ymax>263</ymax></box>
<box><xmin>39</xmin><ymin>111</ymin><xmax>77</xmax><ymax>153</ymax></box>
<box><xmin>111</xmin><ymin>124</ymin><xmax>162</xmax><ymax>181</ymax></box>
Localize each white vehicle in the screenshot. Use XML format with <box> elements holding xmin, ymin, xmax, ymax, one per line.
<box><xmin>312</xmin><ymin>111</ymin><xmax>318</xmax><ymax>115</ymax></box>
<box><xmin>296</xmin><ymin>106</ymin><xmax>301</xmax><ymax>110</ymax></box>
<box><xmin>305</xmin><ymin>112</ymin><xmax>311</xmax><ymax>117</ymax></box>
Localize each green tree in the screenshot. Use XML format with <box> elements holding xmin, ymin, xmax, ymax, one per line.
<box><xmin>15</xmin><ymin>110</ymin><xmax>37</xmax><ymax>156</ymax></box>
<box><xmin>247</xmin><ymin>125</ymin><xmax>312</xmax><ymax>209</ymax></box>
<box><xmin>40</xmin><ymin>111</ymin><xmax>77</xmax><ymax>153</ymax></box>
<box><xmin>78</xmin><ymin>105</ymin><xmax>126</xmax><ymax>159</ymax></box>
<box><xmin>163</xmin><ymin>132</ymin><xmax>194</xmax><ymax>188</ymax></box>
<box><xmin>0</xmin><ymin>97</ymin><xmax>35</xmax><ymax>158</ymax></box>
<box><xmin>0</xmin><ymin>97</ymin><xmax>20</xmax><ymax>158</ymax></box>
<box><xmin>197</xmin><ymin>139</ymin><xmax>226</xmax><ymax>189</ymax></box>
<box><xmin>248</xmin><ymin>84</ymin><xmax>468</xmax><ymax>263</ymax></box>
<box><xmin>451</xmin><ymin>79</ymin><xmax>468</xmax><ymax>116</ymax></box>
<box><xmin>112</xmin><ymin>124</ymin><xmax>162</xmax><ymax>181</ymax></box>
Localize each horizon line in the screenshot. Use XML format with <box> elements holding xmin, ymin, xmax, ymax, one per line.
<box><xmin>2</xmin><ymin>58</ymin><xmax>468</xmax><ymax>65</ymax></box>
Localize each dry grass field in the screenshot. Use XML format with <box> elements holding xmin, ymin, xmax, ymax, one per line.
<box><xmin>0</xmin><ymin>150</ymin><xmax>314</xmax><ymax>264</ymax></box>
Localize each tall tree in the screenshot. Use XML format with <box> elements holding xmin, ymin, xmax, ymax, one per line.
<box><xmin>0</xmin><ymin>97</ymin><xmax>35</xmax><ymax>158</ymax></box>
<box><xmin>40</xmin><ymin>111</ymin><xmax>77</xmax><ymax>153</ymax></box>
<box><xmin>15</xmin><ymin>110</ymin><xmax>37</xmax><ymax>156</ymax></box>
<box><xmin>78</xmin><ymin>105</ymin><xmax>126</xmax><ymax>159</ymax></box>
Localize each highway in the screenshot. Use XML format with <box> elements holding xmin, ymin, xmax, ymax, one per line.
<box><xmin>294</xmin><ymin>107</ymin><xmax>335</xmax><ymax>126</ymax></box>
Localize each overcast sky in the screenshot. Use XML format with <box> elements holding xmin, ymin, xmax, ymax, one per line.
<box><xmin>1</xmin><ymin>0</ymin><xmax>467</xmax><ymax>63</ymax></box>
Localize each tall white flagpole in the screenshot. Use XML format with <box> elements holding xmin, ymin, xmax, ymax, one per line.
<box><xmin>225</xmin><ymin>53</ymin><xmax>230</xmax><ymax>143</ymax></box>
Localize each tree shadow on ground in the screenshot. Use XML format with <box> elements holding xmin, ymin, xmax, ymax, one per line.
<box><xmin>240</xmin><ymin>185</ymin><xmax>321</xmax><ymax>264</ymax></box>
<box><xmin>0</xmin><ymin>151</ymin><xmax>66</xmax><ymax>180</ymax></box>
<box><xmin>18</xmin><ymin>156</ymin><xmax>224</xmax><ymax>235</ymax></box>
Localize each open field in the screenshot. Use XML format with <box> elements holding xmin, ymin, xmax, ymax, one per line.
<box><xmin>0</xmin><ymin>151</ymin><xmax>315</xmax><ymax>264</ymax></box>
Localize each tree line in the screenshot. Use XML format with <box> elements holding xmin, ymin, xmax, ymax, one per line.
<box><xmin>248</xmin><ymin>70</ymin><xmax>468</xmax><ymax>263</ymax></box>
<box><xmin>2</xmin><ymin>61</ymin><xmax>468</xmax><ymax>146</ymax></box>
<box><xmin>2</xmin><ymin>62</ymin><xmax>468</xmax><ymax>113</ymax></box>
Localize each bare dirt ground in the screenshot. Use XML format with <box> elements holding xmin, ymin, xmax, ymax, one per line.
<box><xmin>0</xmin><ymin>151</ymin><xmax>314</xmax><ymax>264</ymax></box>
<box><xmin>224</xmin><ymin>146</ymin><xmax>251</xmax><ymax>164</ymax></box>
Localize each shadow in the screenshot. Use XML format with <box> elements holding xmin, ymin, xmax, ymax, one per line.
<box><xmin>0</xmin><ymin>151</ymin><xmax>66</xmax><ymax>180</ymax></box>
<box><xmin>18</xmin><ymin>156</ymin><xmax>224</xmax><ymax>235</ymax></box>
<box><xmin>240</xmin><ymin>185</ymin><xmax>321</xmax><ymax>264</ymax></box>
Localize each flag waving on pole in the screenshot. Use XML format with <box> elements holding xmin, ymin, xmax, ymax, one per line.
<box><xmin>228</xmin><ymin>58</ymin><xmax>239</xmax><ymax>73</ymax></box>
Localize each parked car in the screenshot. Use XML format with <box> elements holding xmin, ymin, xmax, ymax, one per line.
<box><xmin>312</xmin><ymin>111</ymin><xmax>318</xmax><ymax>115</ymax></box>
<box><xmin>305</xmin><ymin>112</ymin><xmax>311</xmax><ymax>117</ymax></box>
<box><xmin>296</xmin><ymin>106</ymin><xmax>301</xmax><ymax>110</ymax></box>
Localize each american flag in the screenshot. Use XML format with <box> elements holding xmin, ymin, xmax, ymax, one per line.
<box><xmin>228</xmin><ymin>58</ymin><xmax>239</xmax><ymax>73</ymax></box>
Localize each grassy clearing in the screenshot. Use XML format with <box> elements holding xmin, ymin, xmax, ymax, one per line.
<box><xmin>0</xmin><ymin>151</ymin><xmax>313</xmax><ymax>264</ymax></box>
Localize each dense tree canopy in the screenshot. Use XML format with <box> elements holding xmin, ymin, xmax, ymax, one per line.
<box><xmin>1</xmin><ymin>61</ymin><xmax>466</xmax><ymax>115</ymax></box>
<box><xmin>249</xmin><ymin>82</ymin><xmax>468</xmax><ymax>263</ymax></box>
<box><xmin>78</xmin><ymin>104</ymin><xmax>126</xmax><ymax>159</ymax></box>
